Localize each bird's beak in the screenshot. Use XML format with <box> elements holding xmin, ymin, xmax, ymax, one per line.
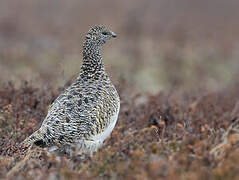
<box><xmin>111</xmin><ymin>31</ymin><xmax>117</xmax><ymax>38</ymax></box>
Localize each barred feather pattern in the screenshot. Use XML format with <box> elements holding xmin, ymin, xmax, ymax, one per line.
<box><xmin>22</xmin><ymin>25</ymin><xmax>120</xmax><ymax>155</ymax></box>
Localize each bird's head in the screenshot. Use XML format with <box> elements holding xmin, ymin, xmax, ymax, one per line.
<box><xmin>84</xmin><ymin>25</ymin><xmax>117</xmax><ymax>47</ymax></box>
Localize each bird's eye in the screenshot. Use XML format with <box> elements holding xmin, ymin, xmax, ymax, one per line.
<box><xmin>102</xmin><ymin>31</ymin><xmax>108</xmax><ymax>35</ymax></box>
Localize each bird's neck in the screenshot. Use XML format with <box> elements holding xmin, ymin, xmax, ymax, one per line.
<box><xmin>81</xmin><ymin>40</ymin><xmax>105</xmax><ymax>77</ymax></box>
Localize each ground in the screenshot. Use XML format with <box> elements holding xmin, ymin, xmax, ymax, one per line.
<box><xmin>1</xmin><ymin>81</ymin><xmax>239</xmax><ymax>180</ymax></box>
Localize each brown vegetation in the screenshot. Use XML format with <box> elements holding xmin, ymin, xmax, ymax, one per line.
<box><xmin>0</xmin><ymin>82</ymin><xmax>239</xmax><ymax>179</ymax></box>
<box><xmin>1</xmin><ymin>0</ymin><xmax>239</xmax><ymax>179</ymax></box>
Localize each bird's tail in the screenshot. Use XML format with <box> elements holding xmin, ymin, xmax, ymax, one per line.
<box><xmin>21</xmin><ymin>129</ymin><xmax>46</xmax><ymax>147</ymax></box>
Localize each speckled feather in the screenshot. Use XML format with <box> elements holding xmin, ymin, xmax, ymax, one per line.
<box><xmin>22</xmin><ymin>25</ymin><xmax>120</xmax><ymax>155</ymax></box>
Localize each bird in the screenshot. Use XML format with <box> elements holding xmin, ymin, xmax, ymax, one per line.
<box><xmin>22</xmin><ymin>25</ymin><xmax>120</xmax><ymax>156</ymax></box>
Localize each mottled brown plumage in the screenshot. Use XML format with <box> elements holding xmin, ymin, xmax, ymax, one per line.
<box><xmin>22</xmin><ymin>25</ymin><xmax>120</xmax><ymax>155</ymax></box>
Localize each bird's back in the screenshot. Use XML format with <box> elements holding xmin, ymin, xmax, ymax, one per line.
<box><xmin>40</xmin><ymin>73</ymin><xmax>120</xmax><ymax>147</ymax></box>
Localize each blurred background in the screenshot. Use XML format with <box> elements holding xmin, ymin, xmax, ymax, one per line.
<box><xmin>0</xmin><ymin>0</ymin><xmax>239</xmax><ymax>94</ymax></box>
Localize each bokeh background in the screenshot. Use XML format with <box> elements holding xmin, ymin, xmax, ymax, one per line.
<box><xmin>0</xmin><ymin>0</ymin><xmax>239</xmax><ymax>93</ymax></box>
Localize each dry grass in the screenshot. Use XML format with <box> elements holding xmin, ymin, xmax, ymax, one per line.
<box><xmin>0</xmin><ymin>82</ymin><xmax>239</xmax><ymax>179</ymax></box>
